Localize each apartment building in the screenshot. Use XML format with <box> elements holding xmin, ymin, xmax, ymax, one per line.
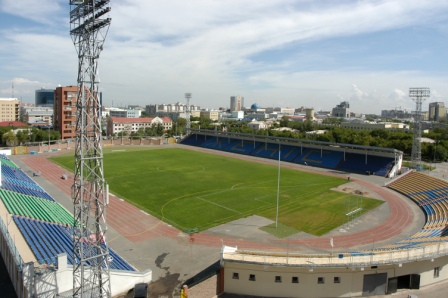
<box><xmin>54</xmin><ymin>86</ymin><xmax>78</xmax><ymax>140</ymax></box>
<box><xmin>0</xmin><ymin>98</ymin><xmax>20</xmax><ymax>122</ymax></box>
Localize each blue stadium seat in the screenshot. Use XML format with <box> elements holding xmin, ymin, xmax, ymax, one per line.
<box><xmin>13</xmin><ymin>216</ymin><xmax>135</xmax><ymax>270</ymax></box>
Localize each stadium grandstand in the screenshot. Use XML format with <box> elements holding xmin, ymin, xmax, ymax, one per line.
<box><xmin>181</xmin><ymin>129</ymin><xmax>403</xmax><ymax>178</ymax></box>
<box><xmin>0</xmin><ymin>154</ymin><xmax>151</xmax><ymax>297</ymax></box>
<box><xmin>220</xmin><ymin>170</ymin><xmax>448</xmax><ymax>297</ymax></box>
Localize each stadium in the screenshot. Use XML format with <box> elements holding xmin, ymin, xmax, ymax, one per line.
<box><xmin>1</xmin><ymin>130</ymin><xmax>448</xmax><ymax>297</ymax></box>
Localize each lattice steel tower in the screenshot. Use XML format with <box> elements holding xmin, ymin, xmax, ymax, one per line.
<box><xmin>69</xmin><ymin>1</ymin><xmax>112</xmax><ymax>297</ymax></box>
<box><xmin>410</xmin><ymin>87</ymin><xmax>430</xmax><ymax>171</ymax></box>
<box><xmin>185</xmin><ymin>93</ymin><xmax>191</xmax><ymax>133</ymax></box>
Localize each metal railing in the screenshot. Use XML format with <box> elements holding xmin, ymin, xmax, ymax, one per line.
<box><xmin>0</xmin><ymin>216</ymin><xmax>24</xmax><ymax>270</ymax></box>
<box><xmin>222</xmin><ymin>242</ymin><xmax>448</xmax><ymax>268</ymax></box>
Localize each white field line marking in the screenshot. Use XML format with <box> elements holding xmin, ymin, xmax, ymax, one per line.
<box><xmin>231</xmin><ymin>183</ymin><xmax>244</xmax><ymax>189</ymax></box>
<box><xmin>111</xmin><ymin>166</ymin><xmax>205</xmax><ymax>178</ymax></box>
<box><xmin>195</xmin><ymin>196</ymin><xmax>240</xmax><ymax>213</ymax></box>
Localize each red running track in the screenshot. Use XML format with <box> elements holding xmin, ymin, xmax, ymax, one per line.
<box><xmin>15</xmin><ymin>152</ymin><xmax>414</xmax><ymax>251</ymax></box>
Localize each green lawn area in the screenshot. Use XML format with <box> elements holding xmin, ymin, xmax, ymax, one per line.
<box><xmin>50</xmin><ymin>147</ymin><xmax>383</xmax><ymax>236</ymax></box>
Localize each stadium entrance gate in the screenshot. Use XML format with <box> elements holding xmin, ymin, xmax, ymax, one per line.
<box><xmin>387</xmin><ymin>274</ymin><xmax>420</xmax><ymax>294</ymax></box>
<box><xmin>362</xmin><ymin>273</ymin><xmax>387</xmax><ymax>296</ymax></box>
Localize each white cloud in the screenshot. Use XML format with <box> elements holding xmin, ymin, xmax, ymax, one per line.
<box><xmin>349</xmin><ymin>84</ymin><xmax>369</xmax><ymax>102</ymax></box>
<box><xmin>0</xmin><ymin>0</ymin><xmax>447</xmax><ymax>112</ymax></box>
<box><xmin>0</xmin><ymin>0</ymin><xmax>64</xmax><ymax>25</ymax></box>
<box><xmin>387</xmin><ymin>89</ymin><xmax>407</xmax><ymax>101</ymax></box>
<box><xmin>0</xmin><ymin>78</ymin><xmax>54</xmax><ymax>97</ymax></box>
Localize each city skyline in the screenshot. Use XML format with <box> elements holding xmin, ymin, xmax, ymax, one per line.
<box><xmin>0</xmin><ymin>0</ymin><xmax>447</xmax><ymax>114</ymax></box>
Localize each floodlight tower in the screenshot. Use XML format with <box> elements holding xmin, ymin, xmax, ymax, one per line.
<box><xmin>69</xmin><ymin>1</ymin><xmax>112</xmax><ymax>297</ymax></box>
<box><xmin>410</xmin><ymin>87</ymin><xmax>430</xmax><ymax>171</ymax></box>
<box><xmin>185</xmin><ymin>93</ymin><xmax>191</xmax><ymax>133</ymax></box>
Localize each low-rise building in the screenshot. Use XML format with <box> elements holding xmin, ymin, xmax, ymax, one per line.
<box><xmin>107</xmin><ymin>108</ymin><xmax>142</xmax><ymax>118</ymax></box>
<box><xmin>22</xmin><ymin>107</ymin><xmax>53</xmax><ymax>127</ymax></box>
<box><xmin>200</xmin><ymin>110</ymin><xmax>219</xmax><ymax>121</ymax></box>
<box><xmin>341</xmin><ymin>122</ymin><xmax>410</xmax><ymax>132</ymax></box>
<box><xmin>247</xmin><ymin>120</ymin><xmax>269</xmax><ymax>131</ymax></box>
<box><xmin>107</xmin><ymin>116</ymin><xmax>172</xmax><ymax>135</ymax></box>
<box><xmin>146</xmin><ymin>103</ymin><xmax>200</xmax><ymax>114</ymax></box>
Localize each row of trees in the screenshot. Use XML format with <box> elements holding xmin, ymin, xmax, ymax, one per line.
<box><xmin>1</xmin><ymin>127</ymin><xmax>60</xmax><ymax>146</ymax></box>
<box><xmin>186</xmin><ymin>115</ymin><xmax>448</xmax><ymax>162</ymax></box>
<box><xmin>6</xmin><ymin>115</ymin><xmax>448</xmax><ymax>162</ymax></box>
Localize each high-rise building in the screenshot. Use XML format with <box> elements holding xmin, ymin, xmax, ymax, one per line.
<box><xmin>54</xmin><ymin>86</ymin><xmax>77</xmax><ymax>139</ymax></box>
<box><xmin>35</xmin><ymin>88</ymin><xmax>55</xmax><ymax>107</ymax></box>
<box><xmin>0</xmin><ymin>98</ymin><xmax>20</xmax><ymax>122</ymax></box>
<box><xmin>230</xmin><ymin>96</ymin><xmax>244</xmax><ymax>111</ymax></box>
<box><xmin>428</xmin><ymin>102</ymin><xmax>446</xmax><ymax>122</ymax></box>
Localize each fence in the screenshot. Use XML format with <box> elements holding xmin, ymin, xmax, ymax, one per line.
<box><xmin>0</xmin><ymin>216</ymin><xmax>27</xmax><ymax>297</ymax></box>
<box><xmin>222</xmin><ymin>242</ymin><xmax>448</xmax><ymax>268</ymax></box>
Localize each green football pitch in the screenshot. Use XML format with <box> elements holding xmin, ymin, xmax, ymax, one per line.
<box><xmin>50</xmin><ymin>147</ymin><xmax>383</xmax><ymax>237</ymax></box>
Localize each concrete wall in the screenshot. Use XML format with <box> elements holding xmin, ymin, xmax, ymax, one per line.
<box><xmin>32</xmin><ymin>254</ymin><xmax>152</xmax><ymax>297</ymax></box>
<box><xmin>0</xmin><ymin>148</ymin><xmax>12</xmax><ymax>155</ymax></box>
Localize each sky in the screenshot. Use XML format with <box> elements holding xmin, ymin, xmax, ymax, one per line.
<box><xmin>0</xmin><ymin>0</ymin><xmax>448</xmax><ymax>114</ymax></box>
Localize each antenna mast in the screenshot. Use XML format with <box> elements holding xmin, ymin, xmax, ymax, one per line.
<box><xmin>69</xmin><ymin>0</ymin><xmax>112</xmax><ymax>296</ymax></box>
<box><xmin>410</xmin><ymin>87</ymin><xmax>430</xmax><ymax>171</ymax></box>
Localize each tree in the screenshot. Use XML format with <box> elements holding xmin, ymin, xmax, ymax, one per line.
<box><xmin>279</xmin><ymin>116</ymin><xmax>289</xmax><ymax>127</ymax></box>
<box><xmin>2</xmin><ymin>130</ymin><xmax>16</xmax><ymax>146</ymax></box>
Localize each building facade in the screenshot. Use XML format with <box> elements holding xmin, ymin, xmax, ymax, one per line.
<box><xmin>222</xmin><ymin>245</ymin><xmax>448</xmax><ymax>298</ymax></box>
<box><xmin>200</xmin><ymin>110</ymin><xmax>219</xmax><ymax>121</ymax></box>
<box><xmin>428</xmin><ymin>102</ymin><xmax>446</xmax><ymax>122</ymax></box>
<box><xmin>332</xmin><ymin>101</ymin><xmax>350</xmax><ymax>118</ymax></box>
<box><xmin>107</xmin><ymin>116</ymin><xmax>172</xmax><ymax>135</ymax></box>
<box><xmin>340</xmin><ymin>122</ymin><xmax>410</xmax><ymax>132</ymax></box>
<box><xmin>22</xmin><ymin>106</ymin><xmax>54</xmax><ymax>127</ymax></box>
<box><xmin>54</xmin><ymin>86</ymin><xmax>77</xmax><ymax>140</ymax></box>
<box><xmin>381</xmin><ymin>109</ymin><xmax>413</xmax><ymax>119</ymax></box>
<box><xmin>0</xmin><ymin>98</ymin><xmax>20</xmax><ymax>122</ymax></box>
<box><xmin>146</xmin><ymin>103</ymin><xmax>200</xmax><ymax>115</ymax></box>
<box><xmin>230</xmin><ymin>96</ymin><xmax>244</xmax><ymax>111</ymax></box>
<box><xmin>108</xmin><ymin>108</ymin><xmax>142</xmax><ymax>118</ymax></box>
<box><xmin>35</xmin><ymin>88</ymin><xmax>55</xmax><ymax>107</ymax></box>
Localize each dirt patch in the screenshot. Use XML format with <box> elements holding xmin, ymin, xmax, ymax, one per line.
<box><xmin>148</xmin><ymin>272</ymin><xmax>182</xmax><ymax>298</ymax></box>
<box><xmin>331</xmin><ymin>182</ymin><xmax>380</xmax><ymax>199</ymax></box>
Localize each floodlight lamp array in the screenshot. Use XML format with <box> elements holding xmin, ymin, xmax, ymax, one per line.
<box><xmin>70</xmin><ymin>0</ymin><xmax>111</xmax><ymax>35</ymax></box>
<box><xmin>409</xmin><ymin>87</ymin><xmax>430</xmax><ymax>99</ymax></box>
